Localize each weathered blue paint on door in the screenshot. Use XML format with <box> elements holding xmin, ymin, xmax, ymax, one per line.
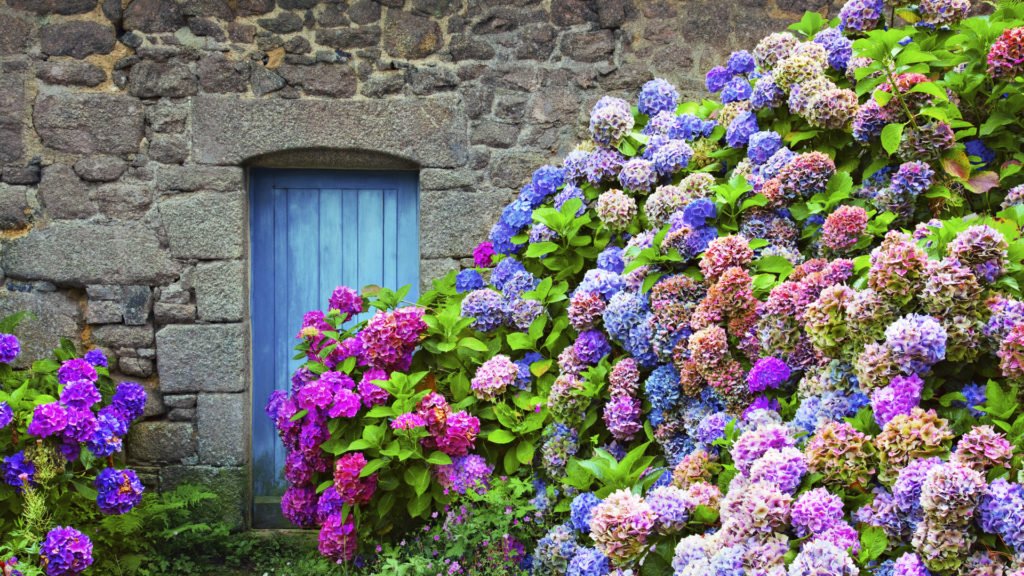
<box><xmin>249</xmin><ymin>168</ymin><xmax>419</xmax><ymax>527</ymax></box>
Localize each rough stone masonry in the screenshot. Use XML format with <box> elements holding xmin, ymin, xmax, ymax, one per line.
<box><xmin>0</xmin><ymin>0</ymin><xmax>827</xmax><ymax>527</ymax></box>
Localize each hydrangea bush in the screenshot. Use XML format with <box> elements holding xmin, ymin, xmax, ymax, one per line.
<box><xmin>0</xmin><ymin>314</ymin><xmax>147</xmax><ymax>576</ymax></box>
<box><xmin>270</xmin><ymin>1</ymin><xmax>1024</xmax><ymax>574</ymax></box>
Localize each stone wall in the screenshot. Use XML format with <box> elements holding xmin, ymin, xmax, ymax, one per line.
<box><xmin>0</xmin><ymin>0</ymin><xmax>824</xmax><ymax>527</ymax></box>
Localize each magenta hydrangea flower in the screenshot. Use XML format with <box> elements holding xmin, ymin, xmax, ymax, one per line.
<box><xmin>0</xmin><ymin>333</ymin><xmax>19</xmax><ymax>364</ymax></box>
<box><xmin>747</xmin><ymin>356</ymin><xmax>790</xmax><ymax>393</ymax></box>
<box><xmin>988</xmin><ymin>26</ymin><xmax>1024</xmax><ymax>79</ymax></box>
<box><xmin>471</xmin><ymin>355</ymin><xmax>518</xmax><ymax>401</ymax></box>
<box><xmin>333</xmin><ymin>452</ymin><xmax>377</xmax><ymax>505</ymax></box>
<box><xmin>473</xmin><ymin>241</ymin><xmax>496</xmax><ymax>268</ymax></box>
<box><xmin>357</xmin><ymin>368</ymin><xmax>389</xmax><ymax>408</ymax></box>
<box><xmin>296</xmin><ymin>379</ymin><xmax>334</xmax><ymax>411</ymax></box>
<box><xmin>27</xmin><ymin>402</ymin><xmax>69</xmax><ymax>438</ymax></box>
<box><xmin>391</xmin><ymin>412</ymin><xmax>426</xmax><ymax>430</ymax></box>
<box><xmin>58</xmin><ymin>359</ymin><xmax>97</xmax><ymax>385</ymax></box>
<box><xmin>360</xmin><ymin>307</ymin><xmax>427</xmax><ymax>372</ymax></box>
<box><xmin>318</xmin><ymin>512</ymin><xmax>357</xmax><ymax>562</ymax></box>
<box><xmin>328</xmin><ymin>388</ymin><xmax>361</xmax><ymax>418</ymax></box>
<box><xmin>95</xmin><ymin>468</ymin><xmax>144</xmax><ymax>515</ymax></box>
<box><xmin>40</xmin><ymin>526</ymin><xmax>93</xmax><ymax>576</ymax></box>
<box><xmin>436</xmin><ymin>410</ymin><xmax>480</xmax><ymax>456</ymax></box>
<box><xmin>328</xmin><ymin>286</ymin><xmax>363</xmax><ymax>319</ymax></box>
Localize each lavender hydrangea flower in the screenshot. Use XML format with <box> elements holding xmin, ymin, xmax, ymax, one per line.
<box><xmin>652</xmin><ymin>139</ymin><xmax>693</xmax><ymax>175</ymax></box>
<box><xmin>461</xmin><ymin>289</ymin><xmax>508</xmax><ymax>332</ymax></box>
<box><xmin>721</xmin><ymin>76</ymin><xmax>753</xmax><ymax>103</ymax></box>
<box><xmin>574</xmin><ymin>330</ymin><xmax>612</xmax><ymax>365</ymax></box>
<box><xmin>787</xmin><ymin>540</ymin><xmax>858</xmax><ymax>576</ymax></box>
<box><xmin>567</xmin><ymin>547</ymin><xmax>610</xmax><ymax>576</ymax></box>
<box><xmin>728</xmin><ymin>50</ymin><xmax>756</xmax><ymax>74</ymax></box>
<box><xmin>618</xmin><ymin>159</ymin><xmax>658</xmax><ymax>192</ymax></box>
<box><xmin>638</xmin><ymin>78</ymin><xmax>680</xmax><ymax>117</ymax></box>
<box><xmin>792</xmin><ymin>487</ymin><xmax>845</xmax><ymax>537</ymax></box>
<box><xmin>0</xmin><ymin>333</ymin><xmax>19</xmax><ymax>364</ymax></box>
<box><xmin>752</xmin><ymin>75</ymin><xmax>785</xmax><ymax>109</ymax></box>
<box><xmin>839</xmin><ymin>0</ymin><xmax>884</xmax><ymax>32</ymax></box>
<box><xmin>747</xmin><ymin>131</ymin><xmax>783</xmax><ymax>164</ymax></box>
<box><xmin>95</xmin><ymin>468</ymin><xmax>144</xmax><ymax>515</ymax></box>
<box><xmin>884</xmin><ymin>314</ymin><xmax>947</xmax><ymax>375</ymax></box>
<box><xmin>40</xmin><ymin>526</ymin><xmax>93</xmax><ymax>576</ymax></box>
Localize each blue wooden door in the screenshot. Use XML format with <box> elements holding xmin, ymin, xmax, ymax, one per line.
<box><xmin>249</xmin><ymin>168</ymin><xmax>419</xmax><ymax>527</ymax></box>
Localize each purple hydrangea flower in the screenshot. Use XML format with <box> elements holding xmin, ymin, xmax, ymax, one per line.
<box><xmin>82</xmin><ymin>349</ymin><xmax>108</xmax><ymax>368</ymax></box>
<box><xmin>0</xmin><ymin>402</ymin><xmax>13</xmax><ymax>429</ymax></box>
<box><xmin>0</xmin><ymin>333</ymin><xmax>20</xmax><ymax>364</ymax></box>
<box><xmin>58</xmin><ymin>359</ymin><xmax>97</xmax><ymax>385</ymax></box>
<box><xmin>751</xmin><ymin>75</ymin><xmax>785</xmax><ymax>109</ymax></box>
<box><xmin>747</xmin><ymin>356</ymin><xmax>790</xmax><ymax>393</ymax></box>
<box><xmin>40</xmin><ymin>526</ymin><xmax>93</xmax><ymax>576</ymax></box>
<box><xmin>814</xmin><ymin>27</ymin><xmax>853</xmax><ymax>72</ymax></box>
<box><xmin>95</xmin><ymin>468</ymin><xmax>144</xmax><ymax>515</ymax></box>
<box><xmin>652</xmin><ymin>139</ymin><xmax>693</xmax><ymax>175</ymax></box>
<box><xmin>839</xmin><ymin>0</ymin><xmax>884</xmax><ymax>31</ymax></box>
<box><xmin>328</xmin><ymin>286</ymin><xmax>362</xmax><ymax>317</ymax></box>
<box><xmin>461</xmin><ymin>289</ymin><xmax>508</xmax><ymax>332</ymax></box>
<box><xmin>891</xmin><ymin>161</ymin><xmax>934</xmax><ymax>198</ymax></box>
<box><xmin>884</xmin><ymin>314</ymin><xmax>947</xmax><ymax>375</ymax></box>
<box><xmin>555</xmin><ymin>183</ymin><xmax>587</xmax><ymax>217</ymax></box>
<box><xmin>706</xmin><ymin>66</ymin><xmax>733</xmax><ymax>93</ymax></box>
<box><xmin>792</xmin><ymin>487</ymin><xmax>845</xmax><ymax>537</ymax></box>
<box><xmin>60</xmin><ymin>380</ymin><xmax>102</xmax><ymax>411</ymax></box>
<box><xmin>3</xmin><ymin>451</ymin><xmax>35</xmax><ymax>492</ymax></box>
<box><xmin>871</xmin><ymin>373</ymin><xmax>924</xmax><ymax>427</ymax></box>
<box><xmin>574</xmin><ymin>330</ymin><xmax>612</xmax><ymax>365</ymax></box>
<box><xmin>27</xmin><ymin>403</ymin><xmax>69</xmax><ymax>438</ymax></box>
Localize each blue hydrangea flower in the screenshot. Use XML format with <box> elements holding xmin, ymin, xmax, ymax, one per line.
<box><xmin>687</xmin><ymin>226</ymin><xmax>719</xmax><ymax>255</ymax></box>
<box><xmin>489</xmin><ymin>220</ymin><xmax>522</xmax><ymax>255</ymax></box>
<box><xmin>965</xmin><ymin>139</ymin><xmax>996</xmax><ymax>167</ymax></box>
<box><xmin>727</xmin><ymin>50</ymin><xmax>756</xmax><ymax>75</ymax></box>
<box><xmin>518</xmin><ymin>183</ymin><xmax>546</xmax><ymax>209</ymax></box>
<box><xmin>455</xmin><ymin>269</ymin><xmax>485</xmax><ymax>293</ymax></box>
<box><xmin>695</xmin><ymin>411</ymin><xmax>732</xmax><ymax>448</ymax></box>
<box><xmin>747</xmin><ymin>131</ymin><xmax>783</xmax><ymax>165</ymax></box>
<box><xmin>95</xmin><ymin>468</ymin><xmax>144</xmax><ymax>515</ymax></box>
<box><xmin>502</xmin><ymin>270</ymin><xmax>539</xmax><ymax>300</ymax></box>
<box><xmin>0</xmin><ymin>402</ymin><xmax>12</xmax><ymax>429</ymax></box>
<box><xmin>638</xmin><ymin>78</ymin><xmax>680</xmax><ymax>117</ymax></box>
<box><xmin>532</xmin><ymin>165</ymin><xmax>566</xmax><ymax>197</ymax></box>
<box><xmin>87</xmin><ymin>407</ymin><xmax>129</xmax><ymax>458</ymax></box>
<box><xmin>567</xmin><ymin>547</ymin><xmax>609</xmax><ymax>576</ymax></box>
<box><xmin>726</xmin><ymin>111</ymin><xmax>759</xmax><ymax>148</ymax></box>
<box><xmin>957</xmin><ymin>383</ymin><xmax>986</xmax><ymax>417</ymax></box>
<box><xmin>554</xmin><ymin>183</ymin><xmax>587</xmax><ymax>217</ymax></box>
<box><xmin>461</xmin><ymin>289</ymin><xmax>508</xmax><ymax>332</ymax></box>
<box><xmin>514</xmin><ymin>352</ymin><xmax>543</xmax><ymax>391</ymax></box>
<box><xmin>501</xmin><ymin>199</ymin><xmax>535</xmax><ymax>231</ymax></box>
<box><xmin>645</xmin><ymin>363</ymin><xmax>681</xmax><ymax>412</ymax></box>
<box><xmin>569</xmin><ymin>492</ymin><xmax>602</xmax><ymax>533</ymax></box>
<box><xmin>682</xmin><ymin>198</ymin><xmax>717</xmax><ymax>228</ymax></box>
<box><xmin>721</xmin><ymin>76</ymin><xmax>753</xmax><ymax>103</ymax></box>
<box><xmin>670</xmin><ymin>114</ymin><xmax>716</xmax><ymax>141</ymax></box>
<box><xmin>577</xmin><ymin>269</ymin><xmax>625</xmax><ymax>300</ymax></box>
<box><xmin>705</xmin><ymin>66</ymin><xmax>733</xmax><ymax>93</ymax></box>
<box><xmin>603</xmin><ymin>290</ymin><xmax>648</xmax><ymax>344</ymax></box>
<box><xmin>492</xmin><ymin>258</ymin><xmax>527</xmax><ymax>291</ymax></box>
<box><xmin>597</xmin><ymin>247</ymin><xmax>625</xmax><ymax>274</ymax></box>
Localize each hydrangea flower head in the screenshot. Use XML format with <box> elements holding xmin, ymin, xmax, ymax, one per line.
<box><xmin>0</xmin><ymin>334</ymin><xmax>19</xmax><ymax>364</ymax></box>
<box><xmin>589</xmin><ymin>489</ymin><xmax>655</xmax><ymax>564</ymax></box>
<box><xmin>570</xmin><ymin>492</ymin><xmax>603</xmax><ymax>533</ymax></box>
<box><xmin>638</xmin><ymin>78</ymin><xmax>680</xmax><ymax>117</ymax></box>
<box><xmin>590</xmin><ymin>97</ymin><xmax>635</xmax><ymax>147</ymax></box>
<box><xmin>58</xmin><ymin>359</ymin><xmax>97</xmax><ymax>385</ymax></box>
<box><xmin>83</xmin><ymin>349</ymin><xmax>107</xmax><ymax>368</ymax></box>
<box><xmin>40</xmin><ymin>526</ymin><xmax>93</xmax><ymax>576</ymax></box>
<box><xmin>989</xmin><ymin>26</ymin><xmax>1024</xmax><ymax>79</ymax></box>
<box><xmin>95</xmin><ymin>468</ymin><xmax>144</xmax><ymax>515</ymax></box>
<box><xmin>471</xmin><ymin>355</ymin><xmax>518</xmax><ymax>401</ymax></box>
